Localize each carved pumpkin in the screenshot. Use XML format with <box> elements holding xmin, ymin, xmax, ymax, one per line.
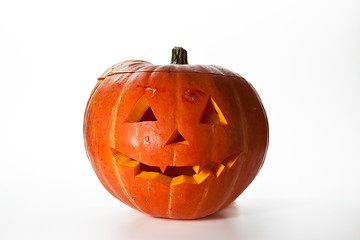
<box><xmin>84</xmin><ymin>47</ymin><xmax>269</xmax><ymax>219</ymax></box>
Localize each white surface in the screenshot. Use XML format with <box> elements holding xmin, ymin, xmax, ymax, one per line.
<box><xmin>1</xmin><ymin>0</ymin><xmax>359</xmax><ymax>239</ymax></box>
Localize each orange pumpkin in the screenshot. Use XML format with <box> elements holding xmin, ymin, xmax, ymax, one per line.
<box><xmin>83</xmin><ymin>47</ymin><xmax>268</xmax><ymax>219</ymax></box>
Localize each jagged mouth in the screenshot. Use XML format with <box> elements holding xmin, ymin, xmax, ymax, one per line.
<box><xmin>111</xmin><ymin>148</ymin><xmax>240</xmax><ymax>186</ymax></box>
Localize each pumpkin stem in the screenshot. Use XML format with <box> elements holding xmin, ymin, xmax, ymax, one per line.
<box><xmin>171</xmin><ymin>47</ymin><xmax>188</xmax><ymax>64</ymax></box>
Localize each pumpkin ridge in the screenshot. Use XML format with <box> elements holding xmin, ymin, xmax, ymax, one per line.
<box><xmin>211</xmin><ymin>79</ymin><xmax>247</xmax><ymax>211</ymax></box>
<box><xmin>109</xmin><ymin>74</ymin><xmax>145</xmax><ymax>212</ymax></box>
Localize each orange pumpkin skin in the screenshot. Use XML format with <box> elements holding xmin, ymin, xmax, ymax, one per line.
<box><xmin>84</xmin><ymin>54</ymin><xmax>268</xmax><ymax>219</ymax></box>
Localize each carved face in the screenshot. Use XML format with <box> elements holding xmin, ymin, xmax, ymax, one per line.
<box><xmin>84</xmin><ymin>60</ymin><xmax>268</xmax><ymax>219</ymax></box>
<box><xmin>111</xmin><ymin>87</ymin><xmax>240</xmax><ymax>186</ymax></box>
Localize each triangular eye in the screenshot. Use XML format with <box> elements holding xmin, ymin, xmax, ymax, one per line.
<box><xmin>126</xmin><ymin>95</ymin><xmax>157</xmax><ymax>122</ymax></box>
<box><xmin>166</xmin><ymin>129</ymin><xmax>189</xmax><ymax>145</ymax></box>
<box><xmin>200</xmin><ymin>97</ymin><xmax>228</xmax><ymax>125</ymax></box>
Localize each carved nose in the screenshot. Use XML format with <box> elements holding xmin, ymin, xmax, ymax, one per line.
<box><xmin>166</xmin><ymin>129</ymin><xmax>189</xmax><ymax>145</ymax></box>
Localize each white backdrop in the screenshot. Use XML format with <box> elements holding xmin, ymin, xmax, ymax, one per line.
<box><xmin>1</xmin><ymin>0</ymin><xmax>359</xmax><ymax>239</ymax></box>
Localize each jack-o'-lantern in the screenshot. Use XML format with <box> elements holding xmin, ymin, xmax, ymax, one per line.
<box><xmin>83</xmin><ymin>47</ymin><xmax>269</xmax><ymax>219</ymax></box>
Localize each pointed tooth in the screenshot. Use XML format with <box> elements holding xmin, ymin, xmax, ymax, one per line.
<box><xmin>193</xmin><ymin>168</ymin><xmax>211</xmax><ymax>184</ymax></box>
<box><xmin>197</xmin><ymin>163</ymin><xmax>207</xmax><ymax>173</ymax></box>
<box><xmin>193</xmin><ymin>165</ymin><xmax>200</xmax><ymax>174</ymax></box>
<box><xmin>159</xmin><ymin>165</ymin><xmax>167</xmax><ymax>173</ymax></box>
<box><xmin>203</xmin><ymin>161</ymin><xmax>225</xmax><ymax>178</ymax></box>
<box><xmin>223</xmin><ymin>155</ymin><xmax>239</xmax><ymax>169</ymax></box>
<box><xmin>213</xmin><ymin>163</ymin><xmax>225</xmax><ymax>178</ymax></box>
